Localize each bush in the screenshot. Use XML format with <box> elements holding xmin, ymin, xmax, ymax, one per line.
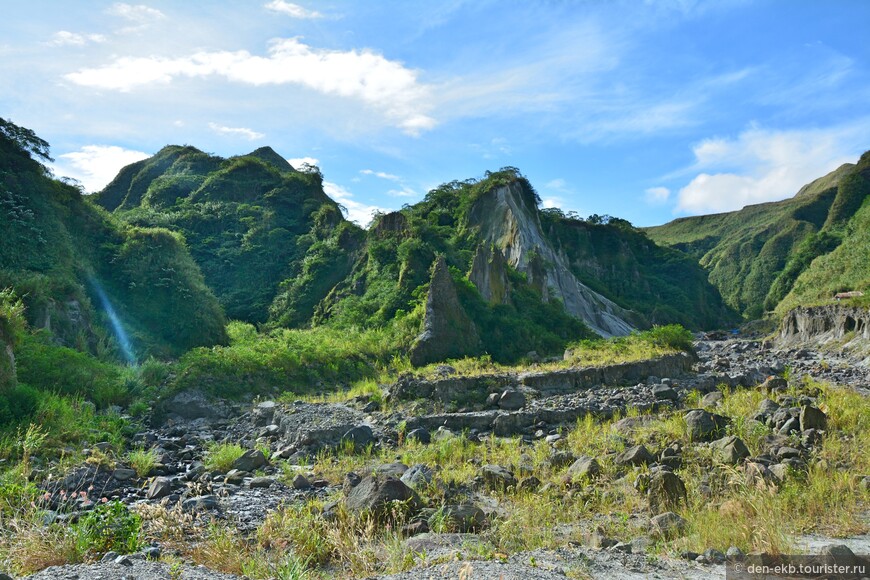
<box><xmin>0</xmin><ymin>383</ymin><xmax>41</xmax><ymax>423</ymax></box>
<box><xmin>74</xmin><ymin>501</ymin><xmax>141</xmax><ymax>556</ymax></box>
<box><xmin>641</xmin><ymin>324</ymin><xmax>695</xmax><ymax>352</ymax></box>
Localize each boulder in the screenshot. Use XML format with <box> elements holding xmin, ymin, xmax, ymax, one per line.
<box><xmin>439</xmin><ymin>503</ymin><xmax>487</xmax><ymax>532</ymax></box>
<box><xmin>341</xmin><ymin>425</ymin><xmax>375</xmax><ymax>450</ymax></box>
<box><xmin>292</xmin><ymin>474</ymin><xmax>312</xmax><ymax>490</ymax></box>
<box><xmin>566</xmin><ymin>456</ymin><xmax>602</xmax><ymax>481</ymax></box>
<box><xmin>712</xmin><ymin>436</ymin><xmax>750</xmax><ymax>465</ymax></box>
<box><xmin>231</xmin><ymin>449</ymin><xmax>267</xmax><ymax>472</ymax></box>
<box><xmin>700</xmin><ymin>391</ymin><xmax>724</xmax><ymax>407</ymax></box>
<box><xmin>480</xmin><ymin>464</ymin><xmax>517</xmax><ymax>491</ymax></box>
<box><xmin>166</xmin><ymin>390</ymin><xmax>224</xmax><ymax>420</ymax></box>
<box><xmin>252</xmin><ymin>401</ymin><xmax>278</xmax><ymax>426</ymax></box>
<box><xmin>400</xmin><ymin>464</ymin><xmax>433</xmax><ymax>490</ymax></box>
<box><xmin>647</xmin><ymin>471</ymin><xmax>687</xmax><ymax>513</ymax></box>
<box><xmin>650</xmin><ymin>511</ymin><xmax>688</xmax><ymax>539</ymax></box>
<box><xmin>345</xmin><ymin>475</ymin><xmax>421</xmax><ymax>518</ymax></box>
<box><xmin>112</xmin><ymin>468</ymin><xmax>137</xmax><ymax>481</ymax></box>
<box><xmin>800</xmin><ymin>405</ymin><xmax>827</xmax><ymax>431</ymax></box>
<box><xmin>146</xmin><ymin>476</ymin><xmax>172</xmax><ymax>500</ymax></box>
<box><xmin>617</xmin><ymin>444</ymin><xmax>655</xmax><ymax>467</ymax></box>
<box><xmin>409</xmin><ymin>256</ymin><xmax>481</xmax><ymax>366</ymax></box>
<box><xmin>498</xmin><ymin>389</ymin><xmax>526</xmax><ymax>410</ymax></box>
<box><xmin>181</xmin><ymin>495</ymin><xmax>219</xmax><ymax>512</ymax></box>
<box><xmin>684</xmin><ymin>409</ymin><xmax>729</xmax><ymax>442</ymax></box>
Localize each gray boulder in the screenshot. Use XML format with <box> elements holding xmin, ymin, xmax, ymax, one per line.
<box><xmin>650</xmin><ymin>511</ymin><xmax>687</xmax><ymax>539</ymax></box>
<box><xmin>648</xmin><ymin>471</ymin><xmax>687</xmax><ymax>512</ymax></box>
<box><xmin>231</xmin><ymin>449</ymin><xmax>267</xmax><ymax>472</ymax></box>
<box><xmin>684</xmin><ymin>409</ymin><xmax>729</xmax><ymax>442</ymax></box>
<box><xmin>498</xmin><ymin>389</ymin><xmax>526</xmax><ymax>410</ymax></box>
<box><xmin>401</xmin><ymin>464</ymin><xmax>433</xmax><ymax>490</ymax></box>
<box><xmin>146</xmin><ymin>477</ymin><xmax>172</xmax><ymax>500</ymax></box>
<box><xmin>341</xmin><ymin>425</ymin><xmax>375</xmax><ymax>450</ymax></box>
<box><xmin>800</xmin><ymin>405</ymin><xmax>827</xmax><ymax>431</ymax></box>
<box><xmin>480</xmin><ymin>464</ymin><xmax>517</xmax><ymax>491</ymax></box>
<box><xmin>345</xmin><ymin>475</ymin><xmax>421</xmax><ymax>518</ymax></box>
<box><xmin>439</xmin><ymin>503</ymin><xmax>487</xmax><ymax>532</ymax></box>
<box><xmin>712</xmin><ymin>435</ymin><xmax>750</xmax><ymax>465</ymax></box>
<box><xmin>566</xmin><ymin>456</ymin><xmax>601</xmax><ymax>481</ymax></box>
<box><xmin>617</xmin><ymin>444</ymin><xmax>655</xmax><ymax>467</ymax></box>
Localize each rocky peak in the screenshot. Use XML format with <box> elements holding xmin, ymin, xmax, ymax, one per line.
<box><xmin>468</xmin><ymin>181</ymin><xmax>635</xmax><ymax>337</ymax></box>
<box><xmin>409</xmin><ymin>256</ymin><xmax>481</xmax><ymax>366</ymax></box>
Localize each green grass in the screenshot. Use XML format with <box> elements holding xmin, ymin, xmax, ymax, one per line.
<box><xmin>204</xmin><ymin>442</ymin><xmax>246</xmax><ymax>473</ymax></box>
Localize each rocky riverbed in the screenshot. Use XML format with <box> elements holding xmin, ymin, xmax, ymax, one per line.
<box><xmin>11</xmin><ymin>335</ymin><xmax>870</xmax><ymax>580</ymax></box>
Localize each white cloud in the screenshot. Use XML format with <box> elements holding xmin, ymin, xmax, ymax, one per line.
<box><xmin>54</xmin><ymin>145</ymin><xmax>150</xmax><ymax>193</ymax></box>
<box><xmin>386</xmin><ymin>186</ymin><xmax>418</xmax><ymax>198</ymax></box>
<box><xmin>287</xmin><ymin>156</ymin><xmax>319</xmax><ymax>171</ymax></box>
<box><xmin>675</xmin><ymin>123</ymin><xmax>869</xmax><ymax>214</ymax></box>
<box><xmin>645</xmin><ymin>186</ymin><xmax>670</xmax><ymax>204</ymax></box>
<box><xmin>64</xmin><ymin>38</ymin><xmax>434</xmax><ymax>135</ymax></box>
<box><xmin>48</xmin><ymin>31</ymin><xmax>106</xmax><ymax>47</ymax></box>
<box><xmin>541</xmin><ymin>197</ymin><xmax>564</xmax><ymax>209</ymax></box>
<box><xmin>360</xmin><ymin>169</ymin><xmax>400</xmax><ymax>181</ymax></box>
<box><xmin>208</xmin><ymin>122</ymin><xmax>265</xmax><ymax>140</ymax></box>
<box><xmin>322</xmin><ymin>181</ymin><xmax>390</xmax><ymax>227</ymax></box>
<box><xmin>264</xmin><ymin>1</ymin><xmax>323</xmax><ymax>19</ymax></box>
<box><xmin>108</xmin><ymin>3</ymin><xmax>165</xmax><ymax>22</ymax></box>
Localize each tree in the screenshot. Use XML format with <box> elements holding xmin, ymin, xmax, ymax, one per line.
<box><xmin>0</xmin><ymin>118</ymin><xmax>53</xmax><ymax>163</ymax></box>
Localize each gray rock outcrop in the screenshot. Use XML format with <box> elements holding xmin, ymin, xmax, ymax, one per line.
<box><xmin>409</xmin><ymin>256</ymin><xmax>481</xmax><ymax>366</ymax></box>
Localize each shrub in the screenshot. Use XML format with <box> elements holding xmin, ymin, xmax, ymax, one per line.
<box><xmin>205</xmin><ymin>442</ymin><xmax>245</xmax><ymax>472</ymax></box>
<box><xmin>641</xmin><ymin>324</ymin><xmax>694</xmax><ymax>352</ymax></box>
<box><xmin>74</xmin><ymin>501</ymin><xmax>142</xmax><ymax>556</ymax></box>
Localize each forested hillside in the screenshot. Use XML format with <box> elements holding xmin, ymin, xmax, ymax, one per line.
<box><xmin>647</xmin><ymin>152</ymin><xmax>870</xmax><ymax>318</ymax></box>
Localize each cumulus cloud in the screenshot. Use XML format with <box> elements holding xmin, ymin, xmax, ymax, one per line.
<box><xmin>54</xmin><ymin>145</ymin><xmax>150</xmax><ymax>193</ymax></box>
<box><xmin>64</xmin><ymin>38</ymin><xmax>435</xmax><ymax>135</ymax></box>
<box><xmin>208</xmin><ymin>123</ymin><xmax>265</xmax><ymax>140</ymax></box>
<box><xmin>264</xmin><ymin>1</ymin><xmax>322</xmax><ymax>19</ymax></box>
<box><xmin>645</xmin><ymin>186</ymin><xmax>670</xmax><ymax>204</ymax></box>
<box><xmin>322</xmin><ymin>181</ymin><xmax>390</xmax><ymax>227</ymax></box>
<box><xmin>287</xmin><ymin>156</ymin><xmax>319</xmax><ymax>171</ymax></box>
<box><xmin>675</xmin><ymin>123</ymin><xmax>869</xmax><ymax>214</ymax></box>
<box><xmin>48</xmin><ymin>31</ymin><xmax>106</xmax><ymax>47</ymax></box>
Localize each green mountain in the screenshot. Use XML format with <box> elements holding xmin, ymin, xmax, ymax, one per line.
<box><xmin>0</xmin><ymin>119</ymin><xmax>227</xmax><ymax>360</ymax></box>
<box><xmin>99</xmin><ymin>151</ymin><xmax>731</xmax><ymax>362</ymax></box>
<box><xmin>646</xmin><ymin>152</ymin><xmax>870</xmax><ymax>318</ymax></box>
<box><xmin>93</xmin><ymin>145</ymin><xmax>356</xmax><ymax>323</ymax></box>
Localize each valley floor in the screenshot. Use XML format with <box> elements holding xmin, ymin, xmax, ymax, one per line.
<box><xmin>5</xmin><ymin>336</ymin><xmax>870</xmax><ymax>580</ymax></box>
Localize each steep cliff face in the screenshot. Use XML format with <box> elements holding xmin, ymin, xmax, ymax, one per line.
<box><xmin>468</xmin><ymin>244</ymin><xmax>510</xmax><ymax>305</ymax></box>
<box><xmin>776</xmin><ymin>306</ymin><xmax>870</xmax><ymax>363</ymax></box>
<box><xmin>469</xmin><ymin>182</ymin><xmax>636</xmax><ymax>337</ymax></box>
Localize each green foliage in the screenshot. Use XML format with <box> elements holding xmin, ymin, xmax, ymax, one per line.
<box><xmin>204</xmin><ymin>442</ymin><xmax>246</xmax><ymax>472</ymax></box>
<box><xmin>0</xmin><ymin>120</ymin><xmax>227</xmax><ymax>361</ymax></box>
<box><xmin>641</xmin><ymin>324</ymin><xmax>695</xmax><ymax>351</ymax></box>
<box><xmin>74</xmin><ymin>501</ymin><xmax>142</xmax><ymax>556</ymax></box>
<box><xmin>174</xmin><ymin>320</ymin><xmax>415</xmax><ymax>398</ymax></box>
<box><xmin>15</xmin><ymin>332</ymin><xmax>127</xmax><ymax>408</ymax></box>
<box><xmin>649</xmin><ymin>153</ymin><xmax>870</xmax><ymax>317</ymax></box>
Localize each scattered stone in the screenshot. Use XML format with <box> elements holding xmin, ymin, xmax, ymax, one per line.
<box><xmin>374</xmin><ymin>462</ymin><xmax>408</xmax><ymax>477</ymax></box>
<box><xmin>650</xmin><ymin>511</ymin><xmax>687</xmax><ymax>539</ymax></box>
<box><xmin>344</xmin><ymin>475</ymin><xmax>421</xmax><ymax>518</ymax></box>
<box><xmin>800</xmin><ymin>405</ymin><xmax>827</xmax><ymax>431</ymax></box>
<box><xmin>142</xmin><ymin>546</ymin><xmax>161</xmax><ymax>560</ymax></box>
<box><xmin>146</xmin><ymin>477</ymin><xmax>172</xmax><ymax>500</ymax></box>
<box><xmin>821</xmin><ymin>544</ymin><xmax>859</xmax><ymax>568</ymax></box>
<box><xmin>778</xmin><ymin>417</ymin><xmax>800</xmax><ymax>435</ymax></box>
<box><xmin>647</xmin><ymin>471</ymin><xmax>687</xmax><ymax>513</ymax></box>
<box><xmin>652</xmin><ymin>384</ymin><xmax>678</xmax><ymax>401</ymax></box>
<box><xmin>249</xmin><ymin>476</ymin><xmax>274</xmax><ymax>489</ymax></box>
<box><xmin>684</xmin><ymin>409</ymin><xmax>729</xmax><ymax>442</ymax></box>
<box><xmin>343</xmin><ymin>472</ymin><xmax>362</xmax><ymax>495</ymax></box>
<box><xmin>712</xmin><ymin>435</ymin><xmax>750</xmax><ymax>465</ymax></box>
<box><xmin>400</xmin><ymin>465</ymin><xmax>433</xmax><ymax>490</ymax></box>
<box><xmin>230</xmin><ymin>449</ymin><xmax>267</xmax><ymax>473</ymax></box>
<box><xmin>726</xmin><ymin>546</ymin><xmax>744</xmax><ymax>560</ymax></box>
<box><xmin>586</xmin><ymin>527</ymin><xmax>618</xmax><ymax>549</ymax></box>
<box><xmin>480</xmin><ymin>464</ymin><xmax>517</xmax><ymax>491</ymax></box>
<box><xmin>702</xmin><ymin>548</ymin><xmax>726</xmax><ymax>564</ymax></box>
<box><xmin>252</xmin><ymin>401</ymin><xmax>277</xmax><ymax>426</ymax></box>
<box><xmin>498</xmin><ymin>389</ymin><xmax>526</xmax><ymax>410</ymax></box>
<box><xmin>617</xmin><ymin>444</ymin><xmax>655</xmax><ymax>467</ymax></box>
<box><xmin>759</xmin><ymin>376</ymin><xmax>788</xmax><ymax>394</ymax></box>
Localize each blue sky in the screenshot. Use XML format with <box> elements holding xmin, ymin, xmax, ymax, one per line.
<box><xmin>2</xmin><ymin>1</ymin><xmax>869</xmax><ymax>226</ymax></box>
